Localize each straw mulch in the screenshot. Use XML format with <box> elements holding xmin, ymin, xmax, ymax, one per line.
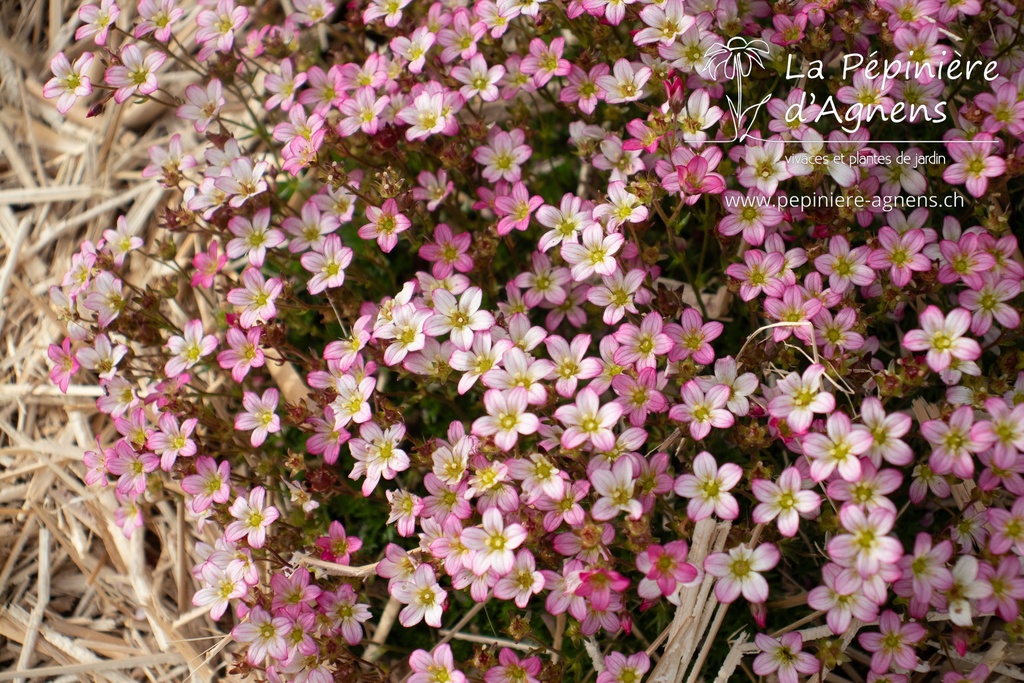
<box><xmin>0</xmin><ymin>3</ymin><xmax>233</xmax><ymax>681</ymax></box>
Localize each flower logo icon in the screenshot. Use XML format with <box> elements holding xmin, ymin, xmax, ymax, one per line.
<box><xmin>698</xmin><ymin>37</ymin><xmax>773</xmax><ymax>142</ymax></box>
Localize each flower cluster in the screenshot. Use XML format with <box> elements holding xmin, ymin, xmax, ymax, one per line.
<box><xmin>45</xmin><ymin>0</ymin><xmax>1024</xmax><ymax>680</ymax></box>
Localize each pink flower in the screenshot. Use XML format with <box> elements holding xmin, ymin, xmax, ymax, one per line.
<box><xmin>226</xmin><ymin>268</ymin><xmax>283</xmax><ymax>329</ymax></box>
<box><xmin>665</xmin><ymin>308</ymin><xmax>723</xmax><ymax>365</ymax></box>
<box><xmin>192</xmin><ymin>563</ymin><xmax>246</xmax><ymax>619</ymax></box>
<box><xmin>495</xmin><ymin>182</ymin><xmax>543</xmax><ymax>236</ymax></box>
<box><xmin>375</xmin><ymin>302</ymin><xmax>431</xmax><ymax>366</ymax></box>
<box><xmin>315</xmin><ymin>520</ymin><xmax>363</xmax><ymax>565</ymax></box>
<box><xmin>363</xmin><ymin>0</ymin><xmax>411</xmax><ymax>25</ymax></box>
<box><xmin>176</xmin><ymin>80</ymin><xmax>225</xmax><ymax>134</ymax></box>
<box><xmin>868</xmin><ymin>227</ymin><xmax>932</xmax><ymax>286</ymax></box>
<box><xmin>164</xmin><ymin>319</ymin><xmax>218</xmax><ymax>379</ymax></box>
<box><xmin>827</xmin><ymin>506</ymin><xmax>902</xmax><ymax>578</ymax></box>
<box><xmin>301</xmin><ymin>234</ymin><xmax>354</xmax><ymax>294</ymax></box>
<box><xmin>636</xmin><ymin>541</ymin><xmax>698</xmax><ymax>599</ymax></box>
<box><xmin>814</xmin><ymin>235</ymin><xmax>875</xmax><ymax>294</ymax></box>
<box><xmin>147</xmin><ymin>412</ymin><xmax>198</xmax><ymax>470</ymax></box>
<box><xmin>104</xmin><ymin>45</ymin><xmax>166</xmax><ymax>104</ymax></box>
<box><xmin>425</xmin><ymin>287</ymin><xmax>494</xmax><ymax>351</ymax></box>
<box><xmin>597</xmin><ymin>652</ymin><xmax>650</xmax><ymax>683</ymax></box>
<box><xmin>894</xmin><ymin>533</ymin><xmax>953</xmax><ymax>613</ymax></box>
<box><xmin>986</xmin><ymin>496</ymin><xmax>1024</xmax><ymax>555</ymax></box>
<box><xmin>555</xmin><ymin>386</ymin><xmax>623</xmax><ymax>451</ymax></box>
<box><xmin>350</xmin><ymin>422</ymin><xmax>410</xmax><ymax>495</ymax></box>
<box><xmin>612</xmin><ymin>367</ymin><xmax>668</xmax><ymax>426</ymax></box>
<box><xmin>393</xmin><ymin>564</ymin><xmax>446</xmax><ymax>627</ymax></box>
<box><xmin>48</xmin><ymin>338</ymin><xmax>79</xmax><ymax>393</ymax></box>
<box><xmin>546</xmin><ymin>334</ymin><xmax>601</xmax><ymax>398</ymax></box>
<box><xmin>673</xmin><ymin>451</ymin><xmax>742</xmax><ymax>521</ymax></box>
<box><xmin>591</xmin><ymin>458</ymin><xmax>642</xmax><ymax>520</ymax></box>
<box><xmin>225</xmin><ymin>486</ymin><xmax>279</xmax><ymax>548</ymax></box>
<box><xmin>752</xmin><ymin>467</ymin><xmax>821</xmax><ymax>536</ymax></box>
<box><xmin>232</xmin><ymin>606</ymin><xmax>289</xmax><ymax>665</ymax></box>
<box><xmin>668</xmin><ymin>381</ymin><xmax>734</xmax><ymax>441</ymax></box>
<box><xmin>318</xmin><ymin>584</ymin><xmax>371</xmax><ymax>645</ymax></box>
<box><xmin>195</xmin><ymin>0</ymin><xmax>248</xmax><ymax>60</ymax></box>
<box><xmin>704</xmin><ymin>543</ymin><xmax>780</xmax><ymax>604</ymax></box>
<box><xmin>587</xmin><ymin>268</ymin><xmax>645</xmax><ymax>325</ymax></box>
<box><xmin>801</xmin><ymin>412</ymin><xmax>874</xmax><ymax>482</ymax></box>
<box><xmin>560</xmin><ymin>225</ymin><xmax>624</xmax><ymax>281</ymax></box>
<box><xmin>409</xmin><ymin>644</ymin><xmax>466</xmax><ymax>683</ymax></box>
<box><xmin>738</xmin><ymin>138</ymin><xmax>791</xmax><ymax>197</ymax></box>
<box><xmin>473</xmin><ymin>129</ymin><xmax>532</xmax><ymax>183</ymax></box>
<box><xmin>437</xmin><ymin>7</ymin><xmax>485</xmax><ymax>62</ymax></box>
<box><xmin>387</xmin><ymin>489</ymin><xmax>422</xmax><ymax>537</ymax></box>
<box><xmin>595</xmin><ymin>59</ymin><xmax>652</xmax><ymax>103</ymax></box>
<box><xmin>134</xmin><ymin>0</ymin><xmax>183</xmax><ymax>40</ymax></box>
<box><xmin>975</xmin><ymin>397</ymin><xmax>1024</xmax><ymax>460</ymax></box>
<box><xmin>561</xmin><ymin>64</ymin><xmax>608</xmax><ymax>114</ymax></box>
<box><xmin>472</xmin><ymin>388</ymin><xmax>539</xmax><ymax>450</ymax></box>
<box><xmin>943</xmin><ymin>134</ymin><xmax>1005</xmax><ymax>197</ymax></box>
<box><xmin>76</xmin><ymin>0</ymin><xmax>119</xmax><ymax>44</ymax></box>
<box><xmin>938</xmin><ymin>232</ymin><xmax>998</xmax><ymax>289</ymax></box>
<box><xmin>753</xmin><ymin>633</ymin><xmax>819</xmax><ymax>683</ymax></box>
<box><xmin>181</xmin><ymin>457</ymin><xmax>231</xmax><ymax>513</ymax></box>
<box><xmin>44</xmin><ymin>52</ymin><xmax>94</xmax><ymax>114</ymax></box>
<box><xmin>763</xmin><ymin>286</ymin><xmax>822</xmax><ymax>342</ymax></box>
<box><xmin>493</xmin><ymin>550</ymin><xmax>545</xmax><ymax>607</ymax></box>
<box><xmin>452</xmin><ymin>54</ymin><xmax>505</xmax><ymax>102</ymax></box>
<box><xmin>592</xmin><ymin>181</ymin><xmax>647</xmax><ymax>230</ymax></box>
<box><xmin>484</xmin><ymin>650</ymin><xmax>542</xmax><ymax>683</ymax></box>
<box><xmin>856</xmin><ymin>397</ymin><xmax>914</xmax><ymax>467</ymax></box>
<box><xmin>536</xmin><ymin>192</ymin><xmax>588</xmax><ymax>252</ymax></box>
<box><xmin>106</xmin><ymin>440</ymin><xmax>158</xmax><ymax>497</ymax></box>
<box><xmin>215</xmin><ymin>157</ymin><xmax>268</xmax><ymax>208</ymax></box>
<box><xmin>807</xmin><ymin>563</ymin><xmax>880</xmax><ymax>634</ymax></box>
<box><xmin>921</xmin><ymin>405</ymin><xmax>989</xmax><ymax>479</ymax></box>
<box><xmin>331</xmin><ymin>375</ymin><xmax>375</xmax><ymax>427</ymax></box>
<box><xmin>520</xmin><ymin>37</ymin><xmax>570</xmax><ymax>87</ymax></box>
<box><xmin>461</xmin><ymin>508</ymin><xmax>527</xmax><ymax>574</ymax></box>
<box><xmin>718</xmin><ymin>191</ymin><xmax>783</xmax><ymax>247</ymax></box>
<box><xmin>725</xmin><ymin>249</ymin><xmax>787</xmax><ymax>302</ymax></box>
<box><xmin>858</xmin><ymin>610</ymin><xmax>926</xmax><ymax>674</ymax></box>
<box><xmin>235</xmin><ymin>388</ymin><xmax>281</xmax><ymax>447</ymax></box>
<box><xmin>359</xmin><ymin>199</ymin><xmax>411</xmax><ymax>253</ymax></box>
<box><xmin>767</xmin><ymin>364</ymin><xmax>836</xmax><ymax>434</ymax></box>
<box><xmin>191</xmin><ymin>240</ymin><xmax>226</xmax><ymax>288</ymax></box>
<box><xmin>977</xmin><ymin>557</ymin><xmax>1024</xmax><ymax>622</ymax></box>
<box><xmin>826</xmin><ymin>461</ymin><xmax>902</xmax><ymax>514</ymax></box>
<box><xmin>216</xmin><ymin>327</ymin><xmax>264</xmax><ymax>383</ymax></box>
<box><xmin>959</xmin><ymin>274</ymin><xmax>1021</xmax><ymax>336</ymax></box>
<box><xmin>418</xmin><ymin>223</ymin><xmax>471</xmax><ymax>278</ymax></box>
<box><xmin>633</xmin><ymin>0</ymin><xmax>694</xmax><ymax>44</ymax></box>
<box><xmin>613</xmin><ymin>312</ymin><xmax>673</xmax><ymax>371</ymax></box>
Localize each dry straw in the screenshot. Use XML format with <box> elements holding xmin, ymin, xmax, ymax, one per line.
<box><xmin>0</xmin><ymin>1</ymin><xmax>229</xmax><ymax>679</ymax></box>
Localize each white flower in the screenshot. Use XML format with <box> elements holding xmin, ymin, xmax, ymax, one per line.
<box><xmin>591</xmin><ymin>458</ymin><xmax>642</xmax><ymax>520</ymax></box>
<box><xmin>560</xmin><ymin>224</ymin><xmax>625</xmax><ymax>281</ymax></box>
<box><xmin>424</xmin><ymin>287</ymin><xmax>495</xmax><ymax>351</ymax></box>
<box><xmin>461</xmin><ymin>508</ymin><xmax>528</xmax><ymax>574</ymax></box>
<box><xmin>595</xmin><ymin>59</ymin><xmax>652</xmax><ymax>104</ymax></box>
<box><xmin>452</xmin><ymin>54</ymin><xmax>505</xmax><ymax>102</ymax></box>
<box><xmin>165</xmin><ymin>319</ymin><xmax>218</xmax><ymax>378</ymax></box>
<box><xmin>634</xmin><ymin>0</ymin><xmax>695</xmax><ymax>45</ymax></box>
<box><xmin>393</xmin><ymin>564</ymin><xmax>446</xmax><ymax>627</ymax></box>
<box><xmin>397</xmin><ymin>91</ymin><xmax>445</xmax><ymax>140</ymax></box>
